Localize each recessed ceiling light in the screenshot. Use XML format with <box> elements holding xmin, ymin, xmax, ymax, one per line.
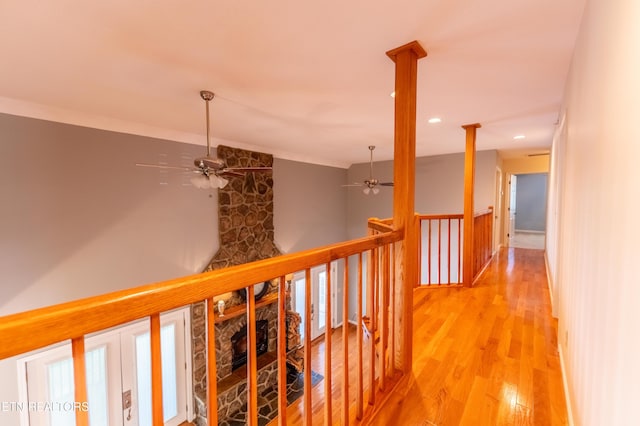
<box><xmin>390</xmin><ymin>91</ymin><xmax>396</xmax><ymax>98</ymax></box>
<box><xmin>428</xmin><ymin>117</ymin><xmax>442</xmax><ymax>124</ymax></box>
<box><xmin>513</xmin><ymin>135</ymin><xmax>526</xmax><ymax>140</ymax></box>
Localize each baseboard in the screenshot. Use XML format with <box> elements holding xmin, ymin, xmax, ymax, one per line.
<box><xmin>514</xmin><ymin>229</ymin><xmax>545</xmax><ymax>234</ymax></box>
<box><xmin>544</xmin><ymin>251</ymin><xmax>556</xmax><ymax>318</ymax></box>
<box><xmin>558</xmin><ymin>344</ymin><xmax>575</xmax><ymax>426</ymax></box>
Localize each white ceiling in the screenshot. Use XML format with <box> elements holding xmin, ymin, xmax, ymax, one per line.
<box><xmin>0</xmin><ymin>0</ymin><xmax>585</xmax><ymax>168</ymax></box>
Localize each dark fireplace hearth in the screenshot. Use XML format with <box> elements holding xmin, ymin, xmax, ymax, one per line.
<box><xmin>231</xmin><ymin>319</ymin><xmax>269</xmax><ymax>371</ymax></box>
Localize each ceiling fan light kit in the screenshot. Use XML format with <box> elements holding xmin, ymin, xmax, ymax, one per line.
<box><xmin>190</xmin><ymin>174</ymin><xmax>228</xmax><ymax>189</ymax></box>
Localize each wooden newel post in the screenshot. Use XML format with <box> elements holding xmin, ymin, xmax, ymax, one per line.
<box><xmin>386</xmin><ymin>40</ymin><xmax>427</xmax><ymax>373</ymax></box>
<box><xmin>462</xmin><ymin>123</ymin><xmax>481</xmax><ymax>287</ymax></box>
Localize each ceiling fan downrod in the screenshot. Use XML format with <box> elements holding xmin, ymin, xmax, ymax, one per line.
<box><xmin>200</xmin><ymin>90</ymin><xmax>215</xmax><ymax>157</ymax></box>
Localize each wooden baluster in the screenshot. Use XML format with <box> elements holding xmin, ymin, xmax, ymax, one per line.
<box><xmin>342</xmin><ymin>258</ymin><xmax>350</xmax><ymax>425</ymax></box>
<box><xmin>277</xmin><ymin>276</ymin><xmax>288</xmax><ymax>426</ymax></box>
<box><xmin>380</xmin><ymin>244</ymin><xmax>389</xmax><ymax>391</ymax></box>
<box><xmin>458</xmin><ymin>219</ymin><xmax>462</xmax><ymax>284</ymax></box>
<box><xmin>246</xmin><ymin>285</ymin><xmax>258</xmax><ymax>426</ymax></box>
<box><xmin>356</xmin><ymin>253</ymin><xmax>364</xmax><ymax>420</ymax></box>
<box><xmin>438</xmin><ymin>219</ymin><xmax>442</xmax><ymax>285</ymax></box>
<box><xmin>150</xmin><ymin>313</ymin><xmax>164</xmax><ymax>426</ymax></box>
<box><xmin>428</xmin><ymin>219</ymin><xmax>432</xmax><ymax>285</ymax></box>
<box><xmin>72</xmin><ymin>337</ymin><xmax>89</xmax><ymax>426</ymax></box>
<box><xmin>390</xmin><ymin>243</ymin><xmax>396</xmax><ymax>372</ymax></box>
<box><xmin>324</xmin><ymin>262</ymin><xmax>333</xmax><ymax>426</ymax></box>
<box><xmin>367</xmin><ymin>249</ymin><xmax>376</xmax><ymax>406</ymax></box>
<box><xmin>206</xmin><ymin>298</ymin><xmax>219</xmax><ymax>426</ymax></box>
<box><xmin>304</xmin><ymin>268</ymin><xmax>312</xmax><ymax>425</ymax></box>
<box><xmin>447</xmin><ymin>218</ymin><xmax>452</xmax><ymax>284</ymax></box>
<box><xmin>416</xmin><ymin>217</ymin><xmax>422</xmax><ymax>288</ymax></box>
<box><xmin>372</xmin><ymin>247</ymin><xmax>378</xmax><ymax>332</ymax></box>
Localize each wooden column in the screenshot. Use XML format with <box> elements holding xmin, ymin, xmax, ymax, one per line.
<box><xmin>386</xmin><ymin>40</ymin><xmax>427</xmax><ymax>372</ymax></box>
<box><xmin>71</xmin><ymin>337</ymin><xmax>89</xmax><ymax>426</ymax></box>
<box><xmin>462</xmin><ymin>123</ymin><xmax>481</xmax><ymax>287</ymax></box>
<box><xmin>150</xmin><ymin>313</ymin><xmax>164</xmax><ymax>426</ymax></box>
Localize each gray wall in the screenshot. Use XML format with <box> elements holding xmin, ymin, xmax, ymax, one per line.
<box><xmin>273</xmin><ymin>158</ymin><xmax>347</xmax><ymax>253</ymax></box>
<box><xmin>347</xmin><ymin>150</ymin><xmax>498</xmax><ymax>239</ymax></box>
<box><xmin>515</xmin><ymin>173</ymin><xmax>548</xmax><ymax>232</ymax></box>
<box><xmin>0</xmin><ymin>113</ymin><xmax>348</xmax><ymax>422</ymax></box>
<box><xmin>345</xmin><ymin>149</ymin><xmax>498</xmax><ymax>320</ymax></box>
<box><xmin>273</xmin><ymin>158</ymin><xmax>348</xmax><ymax>322</ymax></box>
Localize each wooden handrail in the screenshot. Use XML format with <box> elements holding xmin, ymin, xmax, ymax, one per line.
<box><xmin>368</xmin><ymin>217</ymin><xmax>395</xmax><ymax>233</ymax></box>
<box><xmin>416</xmin><ymin>213</ymin><xmax>464</xmax><ymax>220</ymax></box>
<box><xmin>474</xmin><ymin>208</ymin><xmax>493</xmax><ymax>217</ymax></box>
<box><xmin>0</xmin><ymin>230</ymin><xmax>401</xmax><ymax>360</ymax></box>
<box><xmin>415</xmin><ymin>210</ymin><xmax>494</xmax><ymax>287</ymax></box>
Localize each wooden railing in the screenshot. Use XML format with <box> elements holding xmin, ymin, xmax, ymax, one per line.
<box><xmin>472</xmin><ymin>207</ymin><xmax>494</xmax><ymax>282</ymax></box>
<box><xmin>417</xmin><ymin>213</ymin><xmax>464</xmax><ymax>286</ymax></box>
<box><xmin>416</xmin><ymin>207</ymin><xmax>494</xmax><ymax>287</ymax></box>
<box><xmin>0</xmin><ymin>220</ymin><xmax>402</xmax><ymax>426</ymax></box>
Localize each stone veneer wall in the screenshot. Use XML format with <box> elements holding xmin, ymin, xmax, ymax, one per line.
<box><xmin>191</xmin><ymin>145</ymin><xmax>282</xmax><ymax>426</ymax></box>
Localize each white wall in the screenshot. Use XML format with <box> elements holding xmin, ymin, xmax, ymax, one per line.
<box><xmin>547</xmin><ymin>0</ymin><xmax>640</xmax><ymax>424</ymax></box>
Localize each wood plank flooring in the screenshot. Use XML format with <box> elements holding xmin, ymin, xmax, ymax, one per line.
<box><xmin>371</xmin><ymin>247</ymin><xmax>567</xmax><ymax>425</ymax></box>
<box><xmin>272</xmin><ymin>247</ymin><xmax>567</xmax><ymax>425</ymax></box>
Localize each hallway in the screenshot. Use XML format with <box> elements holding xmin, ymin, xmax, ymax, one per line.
<box><xmin>371</xmin><ymin>248</ymin><xmax>568</xmax><ymax>425</ymax></box>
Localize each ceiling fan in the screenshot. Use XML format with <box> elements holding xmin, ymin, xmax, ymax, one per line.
<box><xmin>344</xmin><ymin>145</ymin><xmax>393</xmax><ymax>195</ymax></box>
<box><xmin>136</xmin><ymin>90</ymin><xmax>272</xmax><ymax>189</ymax></box>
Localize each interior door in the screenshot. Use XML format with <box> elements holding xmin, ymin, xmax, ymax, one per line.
<box><xmin>21</xmin><ymin>309</ymin><xmax>191</xmax><ymax>426</ymax></box>
<box><xmin>508</xmin><ymin>174</ymin><xmax>518</xmax><ymax>243</ymax></box>
<box><xmin>120</xmin><ymin>310</ymin><xmax>189</xmax><ymax>426</ymax></box>
<box><xmin>494</xmin><ymin>168</ymin><xmax>503</xmax><ymax>250</ymax></box>
<box><xmin>291</xmin><ymin>264</ymin><xmax>336</xmax><ymax>342</ymax></box>
<box><xmin>311</xmin><ymin>265</ymin><xmax>328</xmax><ymax>340</ymax></box>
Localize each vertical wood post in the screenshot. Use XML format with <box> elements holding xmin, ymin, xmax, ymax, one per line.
<box><xmin>206</xmin><ymin>298</ymin><xmax>219</xmax><ymax>426</ymax></box>
<box><xmin>246</xmin><ymin>286</ymin><xmax>258</xmax><ymax>426</ymax></box>
<box><xmin>71</xmin><ymin>337</ymin><xmax>89</xmax><ymax>426</ymax></box>
<box><xmin>462</xmin><ymin>123</ymin><xmax>481</xmax><ymax>287</ymax></box>
<box><xmin>386</xmin><ymin>40</ymin><xmax>427</xmax><ymax>372</ymax></box>
<box><xmin>277</xmin><ymin>277</ymin><xmax>288</xmax><ymax>426</ymax></box>
<box><xmin>150</xmin><ymin>313</ymin><xmax>164</xmax><ymax>426</ymax></box>
<box><xmin>323</xmin><ymin>262</ymin><xmax>332</xmax><ymax>426</ymax></box>
<box><xmin>341</xmin><ymin>259</ymin><xmax>350</xmax><ymax>426</ymax></box>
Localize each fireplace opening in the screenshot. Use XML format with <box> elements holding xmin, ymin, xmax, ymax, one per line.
<box><xmin>231</xmin><ymin>320</ymin><xmax>269</xmax><ymax>371</ymax></box>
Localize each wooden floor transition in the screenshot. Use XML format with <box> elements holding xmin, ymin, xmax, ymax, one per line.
<box><xmin>274</xmin><ymin>247</ymin><xmax>568</xmax><ymax>425</ymax></box>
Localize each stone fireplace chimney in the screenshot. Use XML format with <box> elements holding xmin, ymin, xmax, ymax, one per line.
<box><xmin>203</xmin><ymin>145</ymin><xmax>281</xmax><ymax>271</ymax></box>
<box><xmin>191</xmin><ymin>145</ymin><xmax>291</xmax><ymax>425</ymax></box>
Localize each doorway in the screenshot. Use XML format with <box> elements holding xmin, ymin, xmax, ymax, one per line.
<box><xmin>505</xmin><ymin>173</ymin><xmax>548</xmax><ymax>249</ymax></box>
<box><xmin>290</xmin><ymin>262</ymin><xmax>339</xmax><ymax>342</ymax></box>
<box><xmin>18</xmin><ymin>309</ymin><xmax>192</xmax><ymax>426</ymax></box>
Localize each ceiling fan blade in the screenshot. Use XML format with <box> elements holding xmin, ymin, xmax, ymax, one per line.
<box><xmin>379</xmin><ymin>182</ymin><xmax>394</xmax><ymax>187</ymax></box>
<box><xmin>341</xmin><ymin>182</ymin><xmax>364</xmax><ymax>187</ymax></box>
<box><xmin>135</xmin><ymin>163</ymin><xmax>197</xmax><ymax>172</ymax></box>
<box><xmin>219</xmin><ymin>170</ymin><xmax>245</xmax><ymax>178</ymax></box>
<box><xmin>225</xmin><ymin>167</ymin><xmax>273</xmax><ymax>172</ymax></box>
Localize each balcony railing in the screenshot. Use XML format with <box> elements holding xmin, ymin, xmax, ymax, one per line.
<box><xmin>0</xmin><ymin>219</ymin><xmax>402</xmax><ymax>426</ymax></box>
<box><xmin>417</xmin><ymin>207</ymin><xmax>494</xmax><ymax>287</ymax></box>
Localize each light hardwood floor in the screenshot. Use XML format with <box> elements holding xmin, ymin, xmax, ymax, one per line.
<box><xmin>371</xmin><ymin>247</ymin><xmax>567</xmax><ymax>425</ymax></box>
<box><xmin>277</xmin><ymin>247</ymin><xmax>567</xmax><ymax>425</ymax></box>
